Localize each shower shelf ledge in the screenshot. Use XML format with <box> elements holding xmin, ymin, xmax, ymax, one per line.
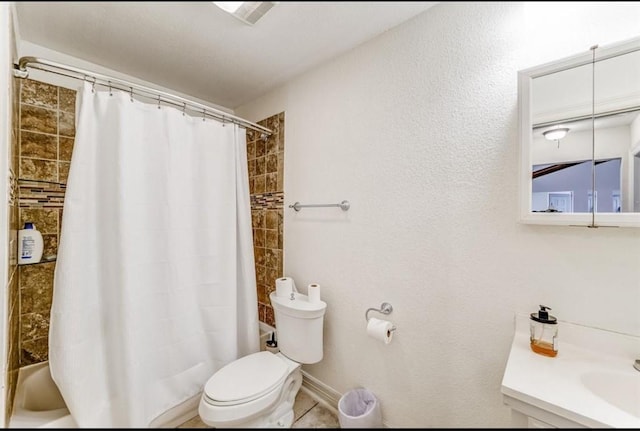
<box><xmin>18</xmin><ymin>257</ymin><xmax>57</xmax><ymax>266</ymax></box>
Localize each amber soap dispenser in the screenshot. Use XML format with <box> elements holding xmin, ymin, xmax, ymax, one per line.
<box><xmin>530</xmin><ymin>305</ymin><xmax>558</xmax><ymax>357</ymax></box>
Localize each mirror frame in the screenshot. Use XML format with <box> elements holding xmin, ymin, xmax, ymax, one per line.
<box><xmin>518</xmin><ymin>36</ymin><xmax>640</xmax><ymax>228</ymax></box>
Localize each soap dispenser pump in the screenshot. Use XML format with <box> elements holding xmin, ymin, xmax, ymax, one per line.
<box><xmin>530</xmin><ymin>305</ymin><xmax>558</xmax><ymax>357</ymax></box>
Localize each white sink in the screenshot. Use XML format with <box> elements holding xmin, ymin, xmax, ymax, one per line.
<box><xmin>501</xmin><ymin>313</ymin><xmax>640</xmax><ymax>428</ymax></box>
<box><xmin>580</xmin><ymin>371</ymin><xmax>640</xmax><ymax>418</ymax></box>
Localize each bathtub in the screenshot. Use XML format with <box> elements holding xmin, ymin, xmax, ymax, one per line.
<box><xmin>9</xmin><ymin>361</ymin><xmax>77</xmax><ymax>428</ymax></box>
<box><xmin>8</xmin><ymin>361</ymin><xmax>202</xmax><ymax>428</ymax></box>
<box><xmin>9</xmin><ymin>323</ymin><xmax>274</xmax><ymax>428</ymax></box>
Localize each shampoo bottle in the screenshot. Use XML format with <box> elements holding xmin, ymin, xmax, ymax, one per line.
<box><xmin>18</xmin><ymin>222</ymin><xmax>44</xmax><ymax>265</ymax></box>
<box><xmin>530</xmin><ymin>305</ymin><xmax>558</xmax><ymax>357</ymax></box>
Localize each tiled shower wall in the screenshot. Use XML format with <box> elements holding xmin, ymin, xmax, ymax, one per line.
<box><xmin>6</xmin><ymin>75</ymin><xmax>20</xmax><ymax>424</ymax></box>
<box><xmin>15</xmin><ymin>78</ymin><xmax>75</xmax><ymax>366</ymax></box>
<box><xmin>248</xmin><ymin>113</ymin><xmax>284</xmax><ymax>327</ymax></box>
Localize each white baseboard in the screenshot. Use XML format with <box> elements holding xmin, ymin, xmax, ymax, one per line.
<box><xmin>300</xmin><ymin>370</ymin><xmax>341</xmax><ymax>414</ymax></box>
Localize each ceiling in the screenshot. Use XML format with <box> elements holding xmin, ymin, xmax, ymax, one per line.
<box><xmin>14</xmin><ymin>1</ymin><xmax>438</xmax><ymax>109</ymax></box>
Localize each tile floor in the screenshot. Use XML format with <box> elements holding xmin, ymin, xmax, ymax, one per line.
<box><xmin>177</xmin><ymin>388</ymin><xmax>340</xmax><ymax>428</ymax></box>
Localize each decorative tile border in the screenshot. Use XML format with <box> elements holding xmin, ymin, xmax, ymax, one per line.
<box><xmin>8</xmin><ymin>170</ymin><xmax>17</xmax><ymax>206</ymax></box>
<box><xmin>251</xmin><ymin>191</ymin><xmax>284</xmax><ymax>209</ymax></box>
<box><xmin>18</xmin><ymin>179</ymin><xmax>66</xmax><ymax>208</ymax></box>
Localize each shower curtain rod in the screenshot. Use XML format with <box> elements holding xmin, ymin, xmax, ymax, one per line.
<box><xmin>13</xmin><ymin>56</ymin><xmax>272</xmax><ymax>136</ymax></box>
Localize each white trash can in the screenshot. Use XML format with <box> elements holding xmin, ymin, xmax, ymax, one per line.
<box><xmin>338</xmin><ymin>388</ymin><xmax>382</xmax><ymax>428</ymax></box>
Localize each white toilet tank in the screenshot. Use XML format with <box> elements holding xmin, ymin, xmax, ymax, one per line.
<box><xmin>269</xmin><ymin>292</ymin><xmax>327</xmax><ymax>364</ymax></box>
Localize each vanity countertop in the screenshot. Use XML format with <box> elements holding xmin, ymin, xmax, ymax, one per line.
<box><xmin>501</xmin><ymin>314</ymin><xmax>640</xmax><ymax>428</ymax></box>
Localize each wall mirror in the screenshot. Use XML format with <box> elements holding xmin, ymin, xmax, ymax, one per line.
<box><xmin>518</xmin><ymin>36</ymin><xmax>640</xmax><ymax>227</ymax></box>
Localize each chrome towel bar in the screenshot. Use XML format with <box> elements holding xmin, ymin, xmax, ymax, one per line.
<box><xmin>289</xmin><ymin>200</ymin><xmax>350</xmax><ymax>212</ymax></box>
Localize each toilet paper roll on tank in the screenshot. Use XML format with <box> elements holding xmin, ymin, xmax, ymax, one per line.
<box><xmin>307</xmin><ymin>284</ymin><xmax>321</xmax><ymax>303</ymax></box>
<box><xmin>275</xmin><ymin>277</ymin><xmax>296</xmax><ymax>297</ymax></box>
<box><xmin>275</xmin><ymin>277</ymin><xmax>322</xmax><ymax>303</ymax></box>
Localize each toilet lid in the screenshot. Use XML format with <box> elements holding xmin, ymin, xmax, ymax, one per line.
<box><xmin>204</xmin><ymin>351</ymin><xmax>289</xmax><ymax>404</ymax></box>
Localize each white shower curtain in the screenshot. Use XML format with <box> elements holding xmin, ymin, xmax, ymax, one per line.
<box><xmin>49</xmin><ymin>82</ymin><xmax>259</xmax><ymax>427</ymax></box>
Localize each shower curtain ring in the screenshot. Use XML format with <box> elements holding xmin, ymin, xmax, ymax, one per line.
<box><xmin>222</xmin><ymin>115</ymin><xmax>226</xmax><ymax>127</ymax></box>
<box><xmin>202</xmin><ymin>109</ymin><xmax>206</xmax><ymax>121</ymax></box>
<box><xmin>129</xmin><ymin>87</ymin><xmax>134</xmax><ymax>102</ymax></box>
<box><xmin>91</xmin><ymin>77</ymin><xmax>96</xmax><ymax>94</ymax></box>
<box><xmin>108</xmin><ymin>81</ymin><xmax>113</xmax><ymax>96</ymax></box>
<box><xmin>157</xmin><ymin>96</ymin><xmax>161</xmax><ymax>109</ymax></box>
<box><xmin>182</xmin><ymin>102</ymin><xmax>186</xmax><ymax>116</ymax></box>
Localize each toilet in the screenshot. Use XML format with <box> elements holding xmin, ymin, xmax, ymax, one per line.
<box><xmin>198</xmin><ymin>291</ymin><xmax>327</xmax><ymax>428</ymax></box>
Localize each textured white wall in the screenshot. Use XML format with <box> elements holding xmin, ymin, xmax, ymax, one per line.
<box><xmin>237</xmin><ymin>3</ymin><xmax>640</xmax><ymax>427</ymax></box>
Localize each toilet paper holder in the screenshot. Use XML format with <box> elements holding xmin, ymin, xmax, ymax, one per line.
<box><xmin>365</xmin><ymin>302</ymin><xmax>397</xmax><ymax>332</ymax></box>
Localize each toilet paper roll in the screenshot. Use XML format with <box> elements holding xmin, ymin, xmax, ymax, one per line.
<box><xmin>308</xmin><ymin>283</ymin><xmax>321</xmax><ymax>303</ymax></box>
<box><xmin>276</xmin><ymin>277</ymin><xmax>294</xmax><ymax>297</ymax></box>
<box><xmin>366</xmin><ymin>317</ymin><xmax>394</xmax><ymax>344</ymax></box>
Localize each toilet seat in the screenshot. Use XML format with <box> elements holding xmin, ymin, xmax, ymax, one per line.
<box><xmin>203</xmin><ymin>351</ymin><xmax>289</xmax><ymax>407</ymax></box>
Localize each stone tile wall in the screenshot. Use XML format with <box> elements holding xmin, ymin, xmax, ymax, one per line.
<box><xmin>248</xmin><ymin>112</ymin><xmax>284</xmax><ymax>327</ymax></box>
<box><xmin>16</xmin><ymin>78</ymin><xmax>75</xmax><ymax>365</ymax></box>
<box><xmin>5</xmin><ymin>75</ymin><xmax>20</xmax><ymax>424</ymax></box>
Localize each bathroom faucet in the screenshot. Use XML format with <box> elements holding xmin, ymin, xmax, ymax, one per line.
<box><xmin>634</xmin><ymin>359</ymin><xmax>640</xmax><ymax>372</ymax></box>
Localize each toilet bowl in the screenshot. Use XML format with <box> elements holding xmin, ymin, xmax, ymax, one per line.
<box><xmin>199</xmin><ymin>291</ymin><xmax>327</xmax><ymax>428</ymax></box>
